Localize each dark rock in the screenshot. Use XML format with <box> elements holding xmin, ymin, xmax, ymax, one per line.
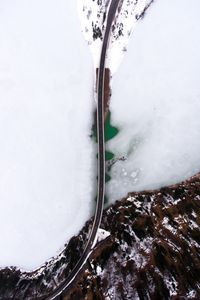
<box><xmin>1</xmin><ymin>174</ymin><xmax>200</xmax><ymax>299</ymax></box>
<box><xmin>63</xmin><ymin>173</ymin><xmax>200</xmax><ymax>300</ymax></box>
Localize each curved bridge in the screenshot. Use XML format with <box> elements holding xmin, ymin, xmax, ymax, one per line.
<box><xmin>43</xmin><ymin>1</ymin><xmax>122</xmax><ymax>299</ymax></box>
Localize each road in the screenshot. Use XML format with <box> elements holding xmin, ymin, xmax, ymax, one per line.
<box><xmin>40</xmin><ymin>1</ymin><xmax>122</xmax><ymax>299</ymax></box>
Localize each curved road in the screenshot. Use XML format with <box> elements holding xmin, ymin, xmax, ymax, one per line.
<box><xmin>37</xmin><ymin>1</ymin><xmax>122</xmax><ymax>299</ymax></box>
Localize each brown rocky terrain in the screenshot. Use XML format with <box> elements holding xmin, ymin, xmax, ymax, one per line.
<box><xmin>1</xmin><ymin>173</ymin><xmax>200</xmax><ymax>299</ymax></box>
<box><xmin>62</xmin><ymin>173</ymin><xmax>200</xmax><ymax>300</ymax></box>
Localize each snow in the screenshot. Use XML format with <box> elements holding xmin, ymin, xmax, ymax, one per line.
<box><xmin>189</xmin><ymin>219</ymin><xmax>198</xmax><ymax>229</ymax></box>
<box><xmin>92</xmin><ymin>228</ymin><xmax>111</xmax><ymax>248</ymax></box>
<box><xmin>162</xmin><ymin>217</ymin><xmax>177</xmax><ymax>235</ymax></box>
<box><xmin>191</xmin><ymin>211</ymin><xmax>197</xmax><ymax>218</ymax></box>
<box><xmin>96</xmin><ymin>265</ymin><xmax>102</xmax><ymax>276</ymax></box>
<box><xmin>96</xmin><ymin>228</ymin><xmax>110</xmax><ymax>242</ymax></box>
<box><xmin>164</xmin><ymin>275</ymin><xmax>178</xmax><ymax>297</ymax></box>
<box><xmin>187</xmin><ymin>290</ymin><xmax>197</xmax><ymax>298</ymax></box>
<box><xmin>78</xmin><ymin>0</ymin><xmax>153</xmax><ymax>74</ymax></box>
<box><xmin>120</xmin><ymin>237</ymin><xmax>152</xmax><ymax>269</ymax></box>
<box><xmin>107</xmin><ymin>0</ymin><xmax>200</xmax><ymax>202</ymax></box>
<box><xmin>0</xmin><ymin>0</ymin><xmax>94</xmax><ymax>271</ymax></box>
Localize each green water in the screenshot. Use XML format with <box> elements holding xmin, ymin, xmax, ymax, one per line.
<box><xmin>92</xmin><ymin>110</ymin><xmax>119</xmax><ymax>164</ymax></box>
<box><xmin>92</xmin><ymin>110</ymin><xmax>119</xmax><ymax>204</ymax></box>
<box><xmin>92</xmin><ymin>110</ymin><xmax>118</xmax><ymax>143</ymax></box>
<box><xmin>105</xmin><ymin>111</ymin><xmax>119</xmax><ymax>142</ymax></box>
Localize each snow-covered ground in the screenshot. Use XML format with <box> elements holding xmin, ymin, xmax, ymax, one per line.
<box><xmin>78</xmin><ymin>0</ymin><xmax>153</xmax><ymax>73</ymax></box>
<box><xmin>0</xmin><ymin>0</ymin><xmax>94</xmax><ymax>270</ymax></box>
<box><xmin>107</xmin><ymin>0</ymin><xmax>200</xmax><ymax>202</ymax></box>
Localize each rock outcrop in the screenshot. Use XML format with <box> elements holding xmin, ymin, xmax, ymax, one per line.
<box><xmin>1</xmin><ymin>174</ymin><xmax>200</xmax><ymax>299</ymax></box>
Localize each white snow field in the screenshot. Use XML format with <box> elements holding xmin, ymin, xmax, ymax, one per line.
<box><xmin>0</xmin><ymin>1</ymin><xmax>94</xmax><ymax>270</ymax></box>
<box><xmin>107</xmin><ymin>0</ymin><xmax>200</xmax><ymax>202</ymax></box>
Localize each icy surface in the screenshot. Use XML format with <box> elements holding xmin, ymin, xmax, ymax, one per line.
<box><xmin>107</xmin><ymin>0</ymin><xmax>200</xmax><ymax>202</ymax></box>
<box><xmin>0</xmin><ymin>0</ymin><xmax>94</xmax><ymax>270</ymax></box>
